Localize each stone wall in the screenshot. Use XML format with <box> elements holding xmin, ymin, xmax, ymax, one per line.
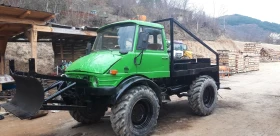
<box><xmin>4</xmin><ymin>42</ymin><xmax>54</xmax><ymax>74</ymax></box>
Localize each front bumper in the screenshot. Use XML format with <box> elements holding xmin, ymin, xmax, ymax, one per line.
<box><xmin>80</xmin><ymin>86</ymin><xmax>116</xmax><ymax>95</ymax></box>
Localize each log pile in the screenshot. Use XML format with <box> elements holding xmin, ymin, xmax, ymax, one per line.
<box><xmin>260</xmin><ymin>48</ymin><xmax>280</xmax><ymax>62</ymax></box>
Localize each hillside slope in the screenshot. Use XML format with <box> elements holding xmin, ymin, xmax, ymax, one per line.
<box><xmin>219</xmin><ymin>14</ymin><xmax>280</xmax><ymax>43</ymax></box>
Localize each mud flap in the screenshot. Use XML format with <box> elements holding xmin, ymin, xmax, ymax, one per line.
<box><xmin>0</xmin><ymin>75</ymin><xmax>44</xmax><ymax>119</ymax></box>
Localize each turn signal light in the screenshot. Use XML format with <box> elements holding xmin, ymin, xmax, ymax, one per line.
<box><xmin>110</xmin><ymin>70</ymin><xmax>118</xmax><ymax>75</ymax></box>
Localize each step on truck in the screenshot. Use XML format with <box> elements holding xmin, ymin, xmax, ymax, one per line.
<box><xmin>1</xmin><ymin>18</ymin><xmax>220</xmax><ymax>136</ymax></box>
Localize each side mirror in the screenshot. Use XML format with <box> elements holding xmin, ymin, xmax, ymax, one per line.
<box><xmin>137</xmin><ymin>32</ymin><xmax>149</xmax><ymax>50</ymax></box>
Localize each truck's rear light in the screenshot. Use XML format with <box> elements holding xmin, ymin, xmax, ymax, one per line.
<box><xmin>110</xmin><ymin>70</ymin><xmax>118</xmax><ymax>75</ymax></box>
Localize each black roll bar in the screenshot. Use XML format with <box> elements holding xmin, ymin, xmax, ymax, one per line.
<box><xmin>153</xmin><ymin>18</ymin><xmax>219</xmax><ymax>77</ymax></box>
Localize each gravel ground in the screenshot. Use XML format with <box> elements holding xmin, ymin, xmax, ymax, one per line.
<box><xmin>1</xmin><ymin>62</ymin><xmax>280</xmax><ymax>136</ymax></box>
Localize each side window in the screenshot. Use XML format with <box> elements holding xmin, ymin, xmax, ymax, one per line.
<box><xmin>157</xmin><ymin>34</ymin><xmax>163</xmax><ymax>49</ymax></box>
<box><xmin>148</xmin><ymin>35</ymin><xmax>153</xmax><ymax>43</ymax></box>
<box><xmin>138</xmin><ymin>26</ymin><xmax>163</xmax><ymax>50</ymax></box>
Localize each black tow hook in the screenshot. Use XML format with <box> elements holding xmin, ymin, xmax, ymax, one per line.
<box><xmin>177</xmin><ymin>93</ymin><xmax>190</xmax><ymax>98</ymax></box>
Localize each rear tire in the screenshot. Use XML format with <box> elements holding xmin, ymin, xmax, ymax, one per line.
<box><xmin>69</xmin><ymin>105</ymin><xmax>107</xmax><ymax>124</ymax></box>
<box><xmin>188</xmin><ymin>75</ymin><xmax>217</xmax><ymax>116</ymax></box>
<box><xmin>110</xmin><ymin>85</ymin><xmax>160</xmax><ymax>136</ymax></box>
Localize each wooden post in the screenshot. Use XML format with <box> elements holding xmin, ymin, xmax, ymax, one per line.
<box><xmin>71</xmin><ymin>43</ymin><xmax>74</xmax><ymax>61</ymax></box>
<box><xmin>60</xmin><ymin>40</ymin><xmax>64</xmax><ymax>60</ymax></box>
<box><xmin>30</xmin><ymin>26</ymin><xmax>38</xmax><ymax>72</ymax></box>
<box><xmin>0</xmin><ymin>54</ymin><xmax>4</xmax><ymax>75</ymax></box>
<box><xmin>0</xmin><ymin>38</ymin><xmax>8</xmax><ymax>75</ymax></box>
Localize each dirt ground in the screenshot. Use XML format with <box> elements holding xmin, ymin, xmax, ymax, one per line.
<box><xmin>1</xmin><ymin>62</ymin><xmax>280</xmax><ymax>136</ymax></box>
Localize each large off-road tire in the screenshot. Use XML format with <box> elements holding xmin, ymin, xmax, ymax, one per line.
<box><xmin>188</xmin><ymin>75</ymin><xmax>217</xmax><ymax>116</ymax></box>
<box><xmin>69</xmin><ymin>105</ymin><xmax>107</xmax><ymax>124</ymax></box>
<box><xmin>110</xmin><ymin>85</ymin><xmax>160</xmax><ymax>136</ymax></box>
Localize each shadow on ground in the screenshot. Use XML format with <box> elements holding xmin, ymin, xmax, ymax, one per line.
<box><xmin>52</xmin><ymin>99</ymin><xmax>202</xmax><ymax>136</ymax></box>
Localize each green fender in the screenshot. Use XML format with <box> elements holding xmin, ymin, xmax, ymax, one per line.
<box><xmin>111</xmin><ymin>76</ymin><xmax>162</xmax><ymax>105</ymax></box>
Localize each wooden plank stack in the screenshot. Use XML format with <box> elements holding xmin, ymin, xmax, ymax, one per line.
<box><xmin>244</xmin><ymin>43</ymin><xmax>261</xmax><ymax>54</ymax></box>
<box><xmin>217</xmin><ymin>50</ymin><xmax>229</xmax><ymax>66</ymax></box>
<box><xmin>217</xmin><ymin>50</ymin><xmax>236</xmax><ymax>73</ymax></box>
<box><xmin>228</xmin><ymin>52</ymin><xmax>237</xmax><ymax>73</ymax></box>
<box><xmin>244</xmin><ymin>55</ymin><xmax>260</xmax><ymax>71</ymax></box>
<box><xmin>243</xmin><ymin>43</ymin><xmax>260</xmax><ymax>72</ymax></box>
<box><xmin>235</xmin><ymin>53</ymin><xmax>244</xmax><ymax>73</ymax></box>
<box><xmin>217</xmin><ymin>43</ymin><xmax>261</xmax><ymax>75</ymax></box>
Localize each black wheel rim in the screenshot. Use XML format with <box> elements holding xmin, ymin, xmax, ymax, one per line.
<box><xmin>131</xmin><ymin>99</ymin><xmax>153</xmax><ymax>129</ymax></box>
<box><xmin>203</xmin><ymin>86</ymin><xmax>215</xmax><ymax>108</ymax></box>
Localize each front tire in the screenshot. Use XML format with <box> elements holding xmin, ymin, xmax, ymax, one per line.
<box><xmin>188</xmin><ymin>75</ymin><xmax>217</xmax><ymax>116</ymax></box>
<box><xmin>69</xmin><ymin>105</ymin><xmax>107</xmax><ymax>124</ymax></box>
<box><xmin>110</xmin><ymin>85</ymin><xmax>160</xmax><ymax>136</ymax></box>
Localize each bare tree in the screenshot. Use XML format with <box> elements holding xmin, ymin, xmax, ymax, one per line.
<box><xmin>0</xmin><ymin>0</ymin><xmax>222</xmax><ymax>40</ymax></box>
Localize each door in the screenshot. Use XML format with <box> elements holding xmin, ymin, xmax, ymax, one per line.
<box><xmin>135</xmin><ymin>26</ymin><xmax>170</xmax><ymax>78</ymax></box>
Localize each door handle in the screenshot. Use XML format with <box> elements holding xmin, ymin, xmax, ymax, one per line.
<box><xmin>162</xmin><ymin>57</ymin><xmax>168</xmax><ymax>60</ymax></box>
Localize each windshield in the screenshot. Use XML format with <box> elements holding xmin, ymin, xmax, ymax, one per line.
<box><xmin>93</xmin><ymin>25</ymin><xmax>136</xmax><ymax>53</ymax></box>
<box><xmin>183</xmin><ymin>44</ymin><xmax>187</xmax><ymax>50</ymax></box>
<box><xmin>174</xmin><ymin>43</ymin><xmax>187</xmax><ymax>51</ymax></box>
<box><xmin>174</xmin><ymin>43</ymin><xmax>183</xmax><ymax>50</ymax></box>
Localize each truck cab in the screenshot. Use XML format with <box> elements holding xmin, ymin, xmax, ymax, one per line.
<box><xmin>66</xmin><ymin>20</ymin><xmax>170</xmax><ymax>87</ymax></box>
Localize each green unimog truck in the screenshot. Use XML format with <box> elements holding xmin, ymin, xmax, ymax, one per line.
<box><xmin>1</xmin><ymin>18</ymin><xmax>220</xmax><ymax>136</ymax></box>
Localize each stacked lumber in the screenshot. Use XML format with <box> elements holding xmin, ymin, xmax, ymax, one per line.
<box><xmin>228</xmin><ymin>53</ymin><xmax>237</xmax><ymax>73</ymax></box>
<box><xmin>244</xmin><ymin>43</ymin><xmax>261</xmax><ymax>53</ymax></box>
<box><xmin>235</xmin><ymin>53</ymin><xmax>244</xmax><ymax>73</ymax></box>
<box><xmin>243</xmin><ymin>43</ymin><xmax>260</xmax><ymax>72</ymax></box>
<box><xmin>244</xmin><ymin>55</ymin><xmax>260</xmax><ymax>71</ymax></box>
<box><xmin>244</xmin><ymin>57</ymin><xmax>249</xmax><ymax>72</ymax></box>
<box><xmin>217</xmin><ymin>50</ymin><xmax>236</xmax><ymax>73</ymax></box>
<box><xmin>217</xmin><ymin>43</ymin><xmax>261</xmax><ymax>75</ymax></box>
<box><xmin>217</xmin><ymin>50</ymin><xmax>229</xmax><ymax>66</ymax></box>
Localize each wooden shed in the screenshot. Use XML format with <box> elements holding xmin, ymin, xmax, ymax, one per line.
<box><xmin>0</xmin><ymin>4</ymin><xmax>97</xmax><ymax>75</ymax></box>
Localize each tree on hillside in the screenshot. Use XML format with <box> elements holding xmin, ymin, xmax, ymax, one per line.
<box><xmin>0</xmin><ymin>0</ymin><xmax>221</xmax><ymax>40</ymax></box>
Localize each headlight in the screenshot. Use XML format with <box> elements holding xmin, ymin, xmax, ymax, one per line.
<box><xmin>83</xmin><ymin>76</ymin><xmax>90</xmax><ymax>81</ymax></box>
<box><xmin>90</xmin><ymin>76</ymin><xmax>98</xmax><ymax>87</ymax></box>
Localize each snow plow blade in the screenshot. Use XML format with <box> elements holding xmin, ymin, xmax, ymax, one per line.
<box><xmin>1</xmin><ymin>75</ymin><xmax>44</xmax><ymax>119</ymax></box>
